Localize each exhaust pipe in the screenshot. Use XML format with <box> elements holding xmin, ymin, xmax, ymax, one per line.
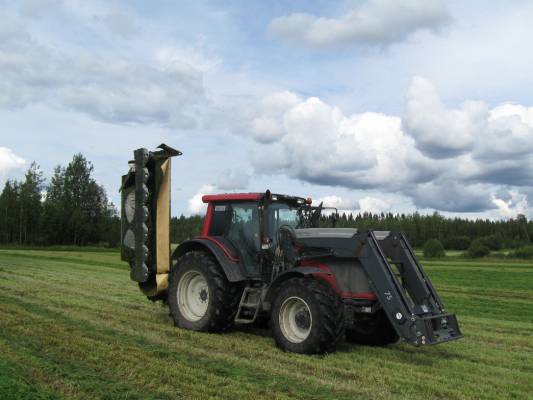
<box><xmin>120</xmin><ymin>144</ymin><xmax>182</xmax><ymax>297</ymax></box>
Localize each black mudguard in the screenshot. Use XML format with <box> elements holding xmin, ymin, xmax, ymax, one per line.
<box><xmin>171</xmin><ymin>238</ymin><xmax>246</xmax><ymax>282</ymax></box>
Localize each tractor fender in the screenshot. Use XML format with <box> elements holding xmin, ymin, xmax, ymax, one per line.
<box><xmin>265</xmin><ymin>267</ymin><xmax>334</xmax><ymax>303</ymax></box>
<box><xmin>171</xmin><ymin>238</ymin><xmax>245</xmax><ymax>282</ymax></box>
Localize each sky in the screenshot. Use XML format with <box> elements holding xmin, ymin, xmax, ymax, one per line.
<box><xmin>1</xmin><ymin>0</ymin><xmax>533</xmax><ymax>219</ymax></box>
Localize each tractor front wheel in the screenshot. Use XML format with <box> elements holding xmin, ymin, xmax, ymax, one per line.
<box><xmin>168</xmin><ymin>251</ymin><xmax>241</xmax><ymax>332</ymax></box>
<box><xmin>271</xmin><ymin>277</ymin><xmax>344</xmax><ymax>354</ymax></box>
<box><xmin>345</xmin><ymin>309</ymin><xmax>399</xmax><ymax>346</ymax></box>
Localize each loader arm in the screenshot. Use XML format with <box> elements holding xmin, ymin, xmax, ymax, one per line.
<box><xmin>353</xmin><ymin>231</ymin><xmax>462</xmax><ymax>346</ymax></box>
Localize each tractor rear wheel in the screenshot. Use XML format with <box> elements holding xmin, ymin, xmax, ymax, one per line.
<box><xmin>168</xmin><ymin>251</ymin><xmax>242</xmax><ymax>333</ymax></box>
<box><xmin>271</xmin><ymin>277</ymin><xmax>344</xmax><ymax>354</ymax></box>
<box><xmin>345</xmin><ymin>309</ymin><xmax>399</xmax><ymax>346</ymax></box>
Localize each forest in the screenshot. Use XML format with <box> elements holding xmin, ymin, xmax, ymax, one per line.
<box><xmin>169</xmin><ymin>210</ymin><xmax>532</xmax><ymax>250</ymax></box>
<box><xmin>0</xmin><ymin>155</ymin><xmax>120</xmax><ymax>247</ymax></box>
<box><xmin>1</xmin><ymin>154</ymin><xmax>531</xmax><ymax>250</ymax></box>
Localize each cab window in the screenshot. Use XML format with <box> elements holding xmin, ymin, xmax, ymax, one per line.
<box><xmin>226</xmin><ymin>203</ymin><xmax>260</xmax><ymax>270</ymax></box>
<box><xmin>267</xmin><ymin>203</ymin><xmax>300</xmax><ymax>246</ymax></box>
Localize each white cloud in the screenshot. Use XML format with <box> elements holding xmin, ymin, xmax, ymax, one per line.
<box><xmin>251</xmin><ymin>93</ymin><xmax>435</xmax><ymax>191</ymax></box>
<box><xmin>187</xmin><ymin>169</ymin><xmax>251</xmax><ymax>214</ymax></box>
<box><xmin>403</xmin><ymin>78</ymin><xmax>533</xmax><ymax>187</ymax></box>
<box><xmin>403</xmin><ymin>76</ymin><xmax>487</xmax><ymax>158</ymax></box>
<box><xmin>251</xmin><ymin>91</ymin><xmax>302</xmax><ymax>143</ymax></box>
<box><xmin>250</xmin><ymin>77</ymin><xmax>533</xmax><ymax>215</ymax></box>
<box><xmin>411</xmin><ymin>181</ymin><xmax>494</xmax><ymax>213</ymax></box>
<box><xmin>0</xmin><ymin>13</ymin><xmax>213</xmax><ymax>129</ymax></box>
<box><xmin>491</xmin><ymin>190</ymin><xmax>528</xmax><ymax>219</ymax></box>
<box><xmin>0</xmin><ymin>147</ymin><xmax>26</xmax><ymax>172</ymax></box>
<box><xmin>268</xmin><ymin>0</ymin><xmax>451</xmax><ymax>49</ymax></box>
<box><xmin>479</xmin><ymin>104</ymin><xmax>533</xmax><ymax>161</ymax></box>
<box><xmin>250</xmin><ymin>142</ymin><xmax>291</xmax><ymax>171</ymax></box>
<box><xmin>316</xmin><ymin>195</ymin><xmax>357</xmax><ymax>210</ymax></box>
<box><xmin>0</xmin><ymin>147</ymin><xmax>26</xmax><ymax>185</ymax></box>
<box><xmin>358</xmin><ymin>197</ymin><xmax>391</xmax><ymax>214</ymax></box>
<box><xmin>155</xmin><ymin>46</ymin><xmax>221</xmax><ymax>73</ymax></box>
<box><xmin>217</xmin><ymin>168</ymin><xmax>250</xmax><ymax>191</ymax></box>
<box><xmin>252</xmin><ymin>117</ymin><xmax>284</xmax><ymax>144</ymax></box>
<box><xmin>187</xmin><ymin>184</ymin><xmax>216</xmax><ymax>215</ymax></box>
<box><xmin>315</xmin><ymin>195</ymin><xmax>391</xmax><ymax>215</ymax></box>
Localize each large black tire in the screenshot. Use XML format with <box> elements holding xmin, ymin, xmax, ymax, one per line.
<box><xmin>271</xmin><ymin>277</ymin><xmax>345</xmax><ymax>354</ymax></box>
<box><xmin>345</xmin><ymin>309</ymin><xmax>399</xmax><ymax>346</ymax></box>
<box><xmin>168</xmin><ymin>251</ymin><xmax>242</xmax><ymax>333</ymax></box>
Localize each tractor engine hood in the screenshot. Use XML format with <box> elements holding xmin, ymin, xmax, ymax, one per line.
<box><xmin>294</xmin><ymin>228</ymin><xmax>391</xmax><ymax>241</ymax></box>
<box><xmin>286</xmin><ymin>228</ymin><xmax>394</xmax><ymax>259</ymax></box>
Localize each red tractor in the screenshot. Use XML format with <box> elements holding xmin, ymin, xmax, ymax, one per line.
<box><xmin>121</xmin><ymin>145</ymin><xmax>461</xmax><ymax>354</ymax></box>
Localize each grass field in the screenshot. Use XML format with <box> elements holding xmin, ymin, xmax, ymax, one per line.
<box><xmin>0</xmin><ymin>249</ymin><xmax>532</xmax><ymax>399</ymax></box>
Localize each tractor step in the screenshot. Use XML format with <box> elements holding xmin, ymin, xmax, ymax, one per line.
<box><xmin>234</xmin><ymin>287</ymin><xmax>263</xmax><ymax>324</ymax></box>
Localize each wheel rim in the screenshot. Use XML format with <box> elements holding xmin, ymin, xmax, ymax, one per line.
<box><xmin>279</xmin><ymin>296</ymin><xmax>312</xmax><ymax>343</ymax></box>
<box><xmin>177</xmin><ymin>270</ymin><xmax>209</xmax><ymax>322</ymax></box>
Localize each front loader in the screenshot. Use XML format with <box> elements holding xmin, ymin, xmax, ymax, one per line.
<box><xmin>121</xmin><ymin>145</ymin><xmax>462</xmax><ymax>354</ymax></box>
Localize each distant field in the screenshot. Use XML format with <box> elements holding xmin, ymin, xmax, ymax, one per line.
<box><xmin>0</xmin><ymin>249</ymin><xmax>531</xmax><ymax>400</ymax></box>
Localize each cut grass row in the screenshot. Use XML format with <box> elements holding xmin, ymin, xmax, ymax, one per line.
<box><xmin>0</xmin><ymin>249</ymin><xmax>532</xmax><ymax>399</ymax></box>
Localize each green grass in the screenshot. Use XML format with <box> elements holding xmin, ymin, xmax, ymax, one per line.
<box><xmin>0</xmin><ymin>250</ymin><xmax>532</xmax><ymax>399</ymax></box>
<box><xmin>415</xmin><ymin>248</ymin><xmax>520</xmax><ymax>260</ymax></box>
<box><xmin>0</xmin><ymin>244</ymin><xmax>119</xmax><ymax>252</ymax></box>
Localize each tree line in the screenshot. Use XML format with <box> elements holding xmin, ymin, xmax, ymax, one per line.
<box><xmin>0</xmin><ymin>155</ymin><xmax>120</xmax><ymax>247</ymax></box>
<box><xmin>170</xmin><ymin>209</ymin><xmax>532</xmax><ymax>250</ymax></box>
<box><xmin>322</xmin><ymin>211</ymin><xmax>531</xmax><ymax>249</ymax></box>
<box><xmin>1</xmin><ymin>153</ymin><xmax>531</xmax><ymax>250</ymax></box>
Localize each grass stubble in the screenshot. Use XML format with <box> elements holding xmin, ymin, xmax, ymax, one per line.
<box><xmin>0</xmin><ymin>250</ymin><xmax>531</xmax><ymax>399</ymax></box>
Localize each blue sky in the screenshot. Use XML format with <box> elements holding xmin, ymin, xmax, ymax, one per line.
<box><xmin>1</xmin><ymin>0</ymin><xmax>533</xmax><ymax>219</ymax></box>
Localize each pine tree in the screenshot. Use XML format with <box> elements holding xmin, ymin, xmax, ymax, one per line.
<box><xmin>19</xmin><ymin>163</ymin><xmax>45</xmax><ymax>244</ymax></box>
<box><xmin>0</xmin><ymin>180</ymin><xmax>21</xmax><ymax>243</ymax></box>
<box><xmin>41</xmin><ymin>154</ymin><xmax>118</xmax><ymax>246</ymax></box>
<box><xmin>42</xmin><ymin>166</ymin><xmax>66</xmax><ymax>244</ymax></box>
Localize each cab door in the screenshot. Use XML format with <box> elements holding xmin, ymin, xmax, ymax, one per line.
<box><xmin>225</xmin><ymin>202</ymin><xmax>261</xmax><ymax>275</ymax></box>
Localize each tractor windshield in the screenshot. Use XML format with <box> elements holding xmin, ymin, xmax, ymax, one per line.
<box><xmin>267</xmin><ymin>203</ymin><xmax>301</xmax><ymax>241</ymax></box>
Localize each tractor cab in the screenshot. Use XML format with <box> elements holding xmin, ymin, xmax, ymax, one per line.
<box><xmin>199</xmin><ymin>192</ymin><xmax>309</xmax><ymax>278</ymax></box>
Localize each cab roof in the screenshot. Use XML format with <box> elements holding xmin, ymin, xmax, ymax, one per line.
<box><xmin>201</xmin><ymin>192</ymin><xmax>310</xmax><ymax>205</ymax></box>
<box><xmin>201</xmin><ymin>193</ymin><xmax>262</xmax><ymax>203</ymax></box>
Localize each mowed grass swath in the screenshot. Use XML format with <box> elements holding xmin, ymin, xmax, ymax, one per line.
<box><xmin>0</xmin><ymin>250</ymin><xmax>532</xmax><ymax>399</ymax></box>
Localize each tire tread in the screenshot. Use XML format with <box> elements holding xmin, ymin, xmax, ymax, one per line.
<box><xmin>271</xmin><ymin>277</ymin><xmax>345</xmax><ymax>354</ymax></box>
<box><xmin>168</xmin><ymin>251</ymin><xmax>242</xmax><ymax>333</ymax></box>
